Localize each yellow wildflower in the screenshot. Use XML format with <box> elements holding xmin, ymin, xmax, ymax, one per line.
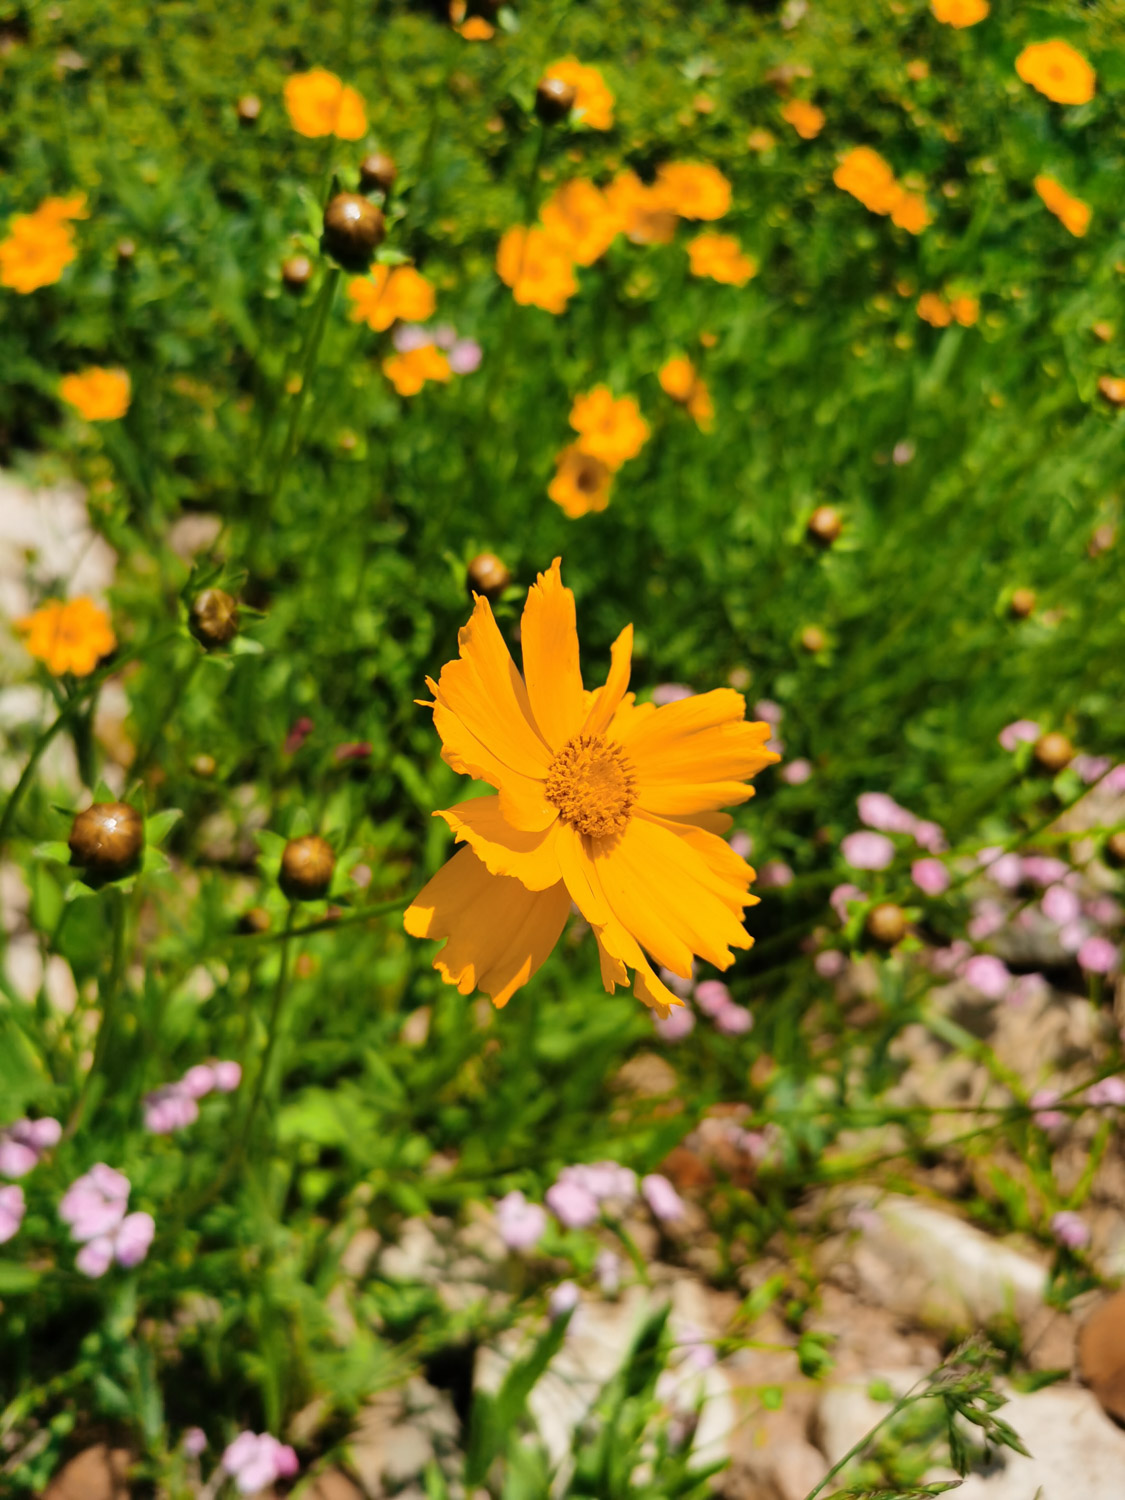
<box><xmin>18</xmin><ymin>598</ymin><xmax>116</xmax><ymax>677</ymax></box>
<box><xmin>59</xmin><ymin>368</ymin><xmax>131</xmax><ymax>421</ymax></box>
<box><xmin>284</xmin><ymin>69</ymin><xmax>367</xmax><ymax>140</ymax></box>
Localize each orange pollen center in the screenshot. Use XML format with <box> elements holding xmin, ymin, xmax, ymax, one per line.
<box><xmin>545</xmin><ymin>733</ymin><xmax>636</xmax><ymax>838</ymax></box>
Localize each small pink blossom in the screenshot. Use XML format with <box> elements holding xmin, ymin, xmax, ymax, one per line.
<box><xmin>857</xmin><ymin>793</ymin><xmax>916</xmax><ymax>835</ymax></box>
<box><xmin>392</xmin><ymin>322</ymin><xmax>433</xmax><ymax>353</ymax></box>
<box><xmin>1085</xmin><ymin>897</ymin><xmax>1123</xmax><ymax>927</ymax></box>
<box><xmin>449</xmin><ymin>338</ymin><xmax>482</xmax><ymax>374</ymax></box>
<box><xmin>0</xmin><ymin>1185</ymin><xmax>25</xmax><ymax>1244</ymax></box>
<box><xmin>1007</xmin><ymin>972</ymin><xmax>1049</xmax><ymax>1009</ymax></box>
<box><xmin>757</xmin><ymin>860</ymin><xmax>793</xmax><ymax>887</ymax></box>
<box><xmin>59</xmin><ymin>1166</ymin><xmax>131</xmax><ymax>1243</ymax></box>
<box><xmin>0</xmin><ymin>1140</ymin><xmax>37</xmax><ymax>1179</ymax></box>
<box><xmin>1030</xmin><ymin>1088</ymin><xmax>1065</xmax><ymax>1130</ymax></box>
<box><xmin>182</xmin><ymin>1428</ymin><xmax>208</xmax><ymax>1458</ymax></box>
<box><xmin>1086</xmin><ymin>1077</ymin><xmax>1125</xmax><ymax>1108</ymax></box>
<box><xmin>1105</xmin><ymin>765</ymin><xmax>1125</xmax><ymax>793</ymax></box>
<box><xmin>963</xmin><ymin>954</ymin><xmax>1011</xmax><ymax>999</ymax></box>
<box><xmin>641</xmin><ymin>1173</ymin><xmax>685</xmax><ymax>1222</ymax></box>
<box><xmin>714</xmin><ymin>1004</ymin><xmax>753</xmax><ymax>1035</ymax></box>
<box><xmin>1041</xmin><ymin>885</ymin><xmax>1081</xmax><ymax>925</ymax></box>
<box><xmin>893</xmin><ymin>439</ymin><xmax>915</xmax><ymax>464</ymax></box>
<box><xmin>143</xmin><ymin>1089</ymin><xmax>199</xmax><ymax>1135</ymax></box>
<box><xmin>222</xmin><ymin>1432</ymin><xmax>299</xmax><ymax>1495</ymax></box>
<box><xmin>652</xmin><ymin>683</ymin><xmax>693</xmax><ymax>706</ymax></box>
<box><xmin>694</xmin><ymin>980</ymin><xmax>731</xmax><ymax>1016</ymax></box>
<box><xmin>913</xmin><ymin>821</ymin><xmax>947</xmax><ymax>853</ymax></box>
<box><xmin>1073</xmin><ymin>754</ymin><xmax>1112</xmax><ymax>784</ymax></box>
<box><xmin>841</xmin><ymin>831</ymin><xmax>895</xmax><ymax>871</ymax></box>
<box><xmin>928</xmin><ymin>939</ymin><xmax>972</xmax><ymax>977</ymax></box>
<box><xmin>999</xmin><ymin>719</ymin><xmax>1040</xmax><ymax>752</ymax></box>
<box><xmin>548</xmin><ymin>1279</ymin><xmax>580</xmax><ymax>1320</ymax></box>
<box><xmin>815</xmin><ymin>950</ymin><xmax>847</xmax><ymax>979</ymax></box>
<box><xmin>780</xmin><ymin>758</ymin><xmax>812</xmax><ymax>785</ymax></box>
<box><xmin>1050</xmin><ymin>1210</ymin><xmax>1090</xmax><ymax>1250</ymax></box>
<box><xmin>728</xmin><ymin>830</ymin><xmax>753</xmax><ymax>859</ymax></box>
<box><xmin>181</xmin><ymin>1064</ymin><xmax>217</xmax><ymax>1099</ymax></box>
<box><xmin>1078</xmin><ymin>936</ymin><xmax>1118</xmax><ymax>974</ymax></box>
<box><xmin>75</xmin><ymin>1211</ymin><xmax>155</xmax><ymax>1278</ymax></box>
<box><xmin>545</xmin><ymin>1178</ymin><xmax>600</xmax><ymax>1230</ymax></box>
<box><xmin>432</xmin><ymin>323</ymin><xmax>457</xmax><ymax>349</ymax></box>
<box><xmin>658</xmin><ymin>965</ymin><xmax>694</xmax><ymax>999</ymax></box>
<box><xmin>753</xmin><ymin>699</ymin><xmax>783</xmax><ymax>726</ymax></box>
<box><xmin>0</xmin><ymin>1117</ymin><xmax>61</xmax><ymax>1178</ymax></box>
<box><xmin>494</xmin><ymin>1190</ymin><xmax>547</xmax><ymax>1253</ymax></box>
<box><xmin>654</xmin><ymin>1005</ymin><xmax>695</xmax><ymax>1041</ymax></box>
<box><xmin>912</xmin><ymin>858</ymin><xmax>950</xmax><ymax>896</ymax></box>
<box><xmin>1058</xmin><ymin>919</ymin><xmax>1089</xmax><ymax>954</ymax></box>
<box><xmin>1021</xmin><ymin>855</ymin><xmax>1069</xmax><ymax>887</ymax></box>
<box><xmin>211</xmin><ymin>1060</ymin><xmax>243</xmax><ymax>1092</ymax></box>
<box><xmin>968</xmin><ymin>900</ymin><xmax>1007</xmax><ymax>943</ymax></box>
<box><xmin>595</xmin><ymin>1248</ymin><xmax>622</xmax><ymax>1296</ymax></box>
<box><xmin>977</xmin><ymin>848</ymin><xmax>1023</xmax><ymax>889</ymax></box>
<box><xmin>830</xmin><ymin>883</ymin><xmax>867</xmax><ymax>923</ymax></box>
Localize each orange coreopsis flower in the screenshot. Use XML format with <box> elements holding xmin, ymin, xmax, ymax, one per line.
<box><xmin>348</xmin><ymin>266</ymin><xmax>436</xmax><ymax>330</ymax></box>
<box><xmin>916</xmin><ymin>292</ymin><xmax>951</xmax><ymax>327</ymax></box>
<box><xmin>949</xmin><ymin>294</ymin><xmax>979</xmax><ymax>327</ymax></box>
<box><xmin>569</xmin><ymin>386</ymin><xmax>649</xmax><ymax>471</ymax></box>
<box><xmin>1015</xmin><ymin>40</ymin><xmax>1095</xmax><ymax>105</ymax></box>
<box><xmin>496</xmin><ymin>227</ymin><xmax>577</xmax><ymax>314</ymax></box>
<box><xmin>654</xmin><ymin>162</ymin><xmax>732</xmax><ymax>221</ymax></box>
<box><xmin>658</xmin><ymin>357</ymin><xmax>714</xmax><ymax>431</ymax></box>
<box><xmin>382</xmin><ymin>343</ymin><xmax>451</xmax><ymax>396</ymax></box>
<box><xmin>604</xmin><ymin>171</ymin><xmax>677</xmax><ymax>246</ymax></box>
<box><xmin>404</xmin><ymin>559</ymin><xmax>778</xmax><ymax>1012</ymax></box>
<box><xmin>0</xmin><ymin>196</ymin><xmax>86</xmax><ymax>294</ymax></box>
<box><xmin>687</xmin><ymin>233</ymin><xmax>757</xmax><ymax>287</ymax></box>
<box><xmin>781</xmin><ymin>99</ymin><xmax>825</xmax><ymax>139</ymax></box>
<box><xmin>540</xmin><ymin>180</ymin><xmax>619</xmax><ymax>266</ymax></box>
<box><xmin>548</xmin><ymin>445</ymin><xmax>613</xmax><ymax>518</ymax></box>
<box><xmin>459</xmin><ymin>16</ymin><xmax>494</xmax><ymax>39</ymax></box>
<box><xmin>284</xmin><ymin>69</ymin><xmax>367</xmax><ymax>140</ymax></box>
<box><xmin>59</xmin><ymin>368</ymin><xmax>131</xmax><ymax>421</ymax></box>
<box><xmin>18</xmin><ymin>598</ymin><xmax>116</xmax><ymax>677</ymax></box>
<box><xmin>890</xmin><ymin>189</ymin><xmax>931</xmax><ymax>234</ymax></box>
<box><xmin>833</xmin><ymin>147</ymin><xmax>900</xmax><ymax>215</ymax></box>
<box><xmin>931</xmin><ymin>0</ymin><xmax>989</xmax><ymax>26</ymax></box>
<box><xmin>542</xmin><ymin>58</ymin><xmax>614</xmax><ymax>130</ymax></box>
<box><xmin>1034</xmin><ymin>175</ymin><xmax>1091</xmax><ymax>237</ymax></box>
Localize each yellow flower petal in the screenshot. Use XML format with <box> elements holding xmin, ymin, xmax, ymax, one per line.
<box><xmin>519</xmin><ymin>557</ymin><xmax>586</xmax><ymax>752</ymax></box>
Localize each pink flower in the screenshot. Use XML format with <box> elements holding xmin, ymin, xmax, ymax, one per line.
<box><xmin>929</xmin><ymin>939</ymin><xmax>971</xmax><ymax>977</ymax></box>
<box><xmin>1007</xmin><ymin>972</ymin><xmax>1049</xmax><ymax>1009</ymax></box>
<box><xmin>658</xmin><ymin>965</ymin><xmax>694</xmax><ymax>999</ymax></box>
<box><xmin>0</xmin><ymin>1185</ymin><xmax>25</xmax><ymax>1244</ymax></box>
<box><xmin>999</xmin><ymin>719</ymin><xmax>1040</xmax><ymax>752</ymax></box>
<box><xmin>913</xmin><ymin>821</ymin><xmax>948</xmax><ymax>853</ymax></box>
<box><xmin>0</xmin><ymin>1139</ymin><xmax>37</xmax><ymax>1179</ymax></box>
<box><xmin>432</xmin><ymin>323</ymin><xmax>457</xmax><ymax>349</ymax></box>
<box><xmin>841</xmin><ymin>831</ymin><xmax>895</xmax><ymax>871</ymax></box>
<box><xmin>814</xmin><ymin>950</ymin><xmax>846</xmax><ymax>979</ymax></box>
<box><xmin>569</xmin><ymin>1162</ymin><xmax>637</xmax><ymax>1202</ymax></box>
<box><xmin>545</xmin><ymin>1178</ymin><xmax>600</xmax><ymax>1229</ymax></box>
<box><xmin>912</xmin><ymin>858</ymin><xmax>950</xmax><ymax>896</ymax></box>
<box><xmin>392</xmin><ymin>322</ymin><xmax>433</xmax><ymax>353</ymax></box>
<box><xmin>1078</xmin><ymin>936</ymin><xmax>1118</xmax><ymax>974</ymax></box>
<box><xmin>693</xmin><ymin>979</ymin><xmax>731</xmax><ymax>1016</ymax></box>
<box><xmin>1105</xmin><ymin>765</ymin><xmax>1125</xmax><ymax>793</ymax></box>
<box><xmin>449</xmin><ymin>338</ymin><xmax>482</xmax><ymax>374</ymax></box>
<box><xmin>780</xmin><ymin>758</ymin><xmax>812</xmax><ymax>785</ymax></box>
<box><xmin>59</xmin><ymin>1165</ymin><xmax>131</xmax><ymax>1243</ymax></box>
<box><xmin>1085</xmin><ymin>897</ymin><xmax>1123</xmax><ymax>927</ymax></box>
<box><xmin>641</xmin><ymin>1173</ymin><xmax>685</xmax><ymax>1222</ymax></box>
<box><xmin>757</xmin><ymin>860</ymin><xmax>793</xmax><ymax>887</ymax></box>
<box><xmin>714</xmin><ymin>1003</ymin><xmax>753</xmax><ymax>1035</ymax></box>
<box><xmin>282</xmin><ymin>716</ymin><xmax>314</xmax><ymax>755</ymax></box>
<box><xmin>548</xmin><ymin>1280</ymin><xmax>580</xmax><ymax>1320</ymax></box>
<box><xmin>212</xmin><ymin>1060</ymin><xmax>243</xmax><ymax>1092</ymax></box>
<box><xmin>977</xmin><ymin>849</ymin><xmax>1023</xmax><ymax>889</ymax></box>
<box><xmin>830</xmin><ymin>883</ymin><xmax>867</xmax><ymax>923</ymax></box>
<box><xmin>75</xmin><ymin>1236</ymin><xmax>116</xmax><ymax>1279</ymax></box>
<box><xmin>727</xmin><ymin>831</ymin><xmax>753</xmax><ymax>859</ymax></box>
<box><xmin>595</xmin><ymin>1248</ymin><xmax>621</xmax><ymax>1296</ymax></box>
<box><xmin>1021</xmin><ymin>855</ymin><xmax>1069</xmax><ymax>887</ymax></box>
<box><xmin>1058</xmin><ymin>919</ymin><xmax>1089</xmax><ymax>954</ymax></box>
<box><xmin>857</xmin><ymin>793</ymin><xmax>916</xmax><ymax>835</ymax></box>
<box><xmin>182</xmin><ymin>1428</ymin><xmax>208</xmax><ymax>1458</ymax></box>
<box><xmin>652</xmin><ymin>683</ymin><xmax>694</xmax><ymax>706</ymax></box>
<box><xmin>1073</xmin><ymin>755</ymin><xmax>1112</xmax><ymax>784</ymax></box>
<box><xmin>753</xmin><ymin>699</ymin><xmax>783</xmax><ymax>725</ymax></box>
<box><xmin>222</xmin><ymin>1433</ymin><xmax>299</xmax><ymax>1495</ymax></box>
<box><xmin>180</xmin><ymin>1064</ymin><xmax>217</xmax><ymax>1099</ymax></box>
<box><xmin>1030</xmin><ymin>1088</ymin><xmax>1065</xmax><ymax>1130</ymax></box>
<box><xmin>1086</xmin><ymin>1077</ymin><xmax>1125</xmax><ymax>1108</ymax></box>
<box><xmin>494</xmin><ymin>1190</ymin><xmax>547</xmax><ymax>1253</ymax></box>
<box><xmin>968</xmin><ymin>900</ymin><xmax>1007</xmax><ymax>943</ymax></box>
<box><xmin>963</xmin><ymin>954</ymin><xmax>1011</xmax><ymax>999</ymax></box>
<box><xmin>655</xmin><ymin>1006</ymin><xmax>695</xmax><ymax>1041</ymax></box>
<box><xmin>0</xmin><ymin>1117</ymin><xmax>61</xmax><ymax>1178</ymax></box>
<box><xmin>75</xmin><ymin>1211</ymin><xmax>155</xmax><ymax>1278</ymax></box>
<box><xmin>1041</xmin><ymin>885</ymin><xmax>1081</xmax><ymax>925</ymax></box>
<box><xmin>143</xmin><ymin>1088</ymin><xmax>199</xmax><ymax>1135</ymax></box>
<box><xmin>1050</xmin><ymin>1210</ymin><xmax>1090</xmax><ymax>1250</ymax></box>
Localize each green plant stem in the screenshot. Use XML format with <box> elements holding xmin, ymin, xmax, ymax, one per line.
<box><xmin>236</xmin><ymin>904</ymin><xmax>297</xmax><ymax>1156</ymax></box>
<box><xmin>130</xmin><ymin>649</ymin><xmax>202</xmax><ymax>786</ymax></box>
<box><xmin>0</xmin><ymin>707</ymin><xmax>73</xmax><ymax>855</ymax></box>
<box><xmin>65</xmin><ymin>886</ymin><xmax>129</xmax><ymax>1139</ymax></box>
<box><xmin>229</xmin><ymin>892</ymin><xmax>410</xmax><ymax>946</ymax></box>
<box><xmin>802</xmin><ymin>1386</ymin><xmax>924</xmax><ymax>1500</ymax></box>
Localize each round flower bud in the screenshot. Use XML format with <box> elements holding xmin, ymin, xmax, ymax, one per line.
<box><xmin>359</xmin><ymin>151</ymin><xmax>397</xmax><ymax>194</ymax></box>
<box><xmin>800</xmin><ymin>625</ymin><xmax>827</xmax><ymax>654</ymax></box>
<box><xmin>466</xmin><ymin>552</ymin><xmax>511</xmax><ymax>601</ymax></box>
<box><xmin>239</xmin><ymin>906</ymin><xmax>272</xmax><ymax>935</ymax></box>
<box><xmin>1010</xmin><ymin>588</ymin><xmax>1036</xmax><ymax>619</ymax></box>
<box><xmin>237</xmin><ymin>94</ymin><xmax>261</xmax><ymax>126</ymax></box>
<box><xmin>1034</xmin><ymin>732</ymin><xmax>1074</xmax><ymax>774</ymax></box>
<box><xmin>866</xmin><ymin>902</ymin><xmax>906</xmax><ymax>947</ymax></box>
<box><xmin>322</xmin><ymin>193</ymin><xmax>385</xmax><ymax>270</ymax></box>
<box><xmin>1104</xmin><ymin>832</ymin><xmax>1125</xmax><ymax>869</ymax></box>
<box><xmin>189</xmin><ymin>588</ymin><xmax>239</xmax><ymax>649</ymax></box>
<box><xmin>535</xmin><ymin>76</ymin><xmax>577</xmax><ymax>124</ymax></box>
<box><xmin>280</xmin><ymin>835</ymin><xmax>336</xmax><ymax>901</ymax></box>
<box><xmin>115</xmin><ymin>238</ymin><xmax>136</xmax><ymax>266</ymax></box>
<box><xmin>191</xmin><ymin>753</ymin><xmax>217</xmax><ymax>779</ymax></box>
<box><xmin>807</xmin><ymin>505</ymin><xmax>842</xmax><ymax>546</ymax></box>
<box><xmin>281</xmin><ymin>255</ymin><xmax>313</xmax><ymax>292</ymax></box>
<box><xmin>69</xmin><ymin>802</ymin><xmax>144</xmax><ymax>879</ymax></box>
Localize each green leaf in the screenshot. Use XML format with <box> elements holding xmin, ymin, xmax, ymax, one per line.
<box><xmin>0</xmin><ymin>1261</ymin><xmax>41</xmax><ymax>1294</ymax></box>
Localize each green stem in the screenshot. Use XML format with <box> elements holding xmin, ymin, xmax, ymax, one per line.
<box><xmin>65</xmin><ymin>886</ymin><xmax>129</xmax><ymax>1138</ymax></box>
<box><xmin>230</xmin><ymin>891</ymin><xmax>410</xmax><ymax>946</ymax></box>
<box><xmin>0</xmin><ymin>708</ymin><xmax>73</xmax><ymax>855</ymax></box>
<box><xmin>129</xmin><ymin>650</ymin><xmax>202</xmax><ymax>786</ymax></box>
<box><xmin>802</xmin><ymin>1387</ymin><xmax>924</xmax><ymax>1500</ymax></box>
<box><xmin>236</xmin><ymin>904</ymin><xmax>297</xmax><ymax>1156</ymax></box>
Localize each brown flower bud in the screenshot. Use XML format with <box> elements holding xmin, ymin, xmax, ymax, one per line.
<box><xmin>239</xmin><ymin>905</ymin><xmax>272</xmax><ymax>935</ymax></box>
<box><xmin>1098</xmin><ymin>376</ymin><xmax>1125</xmax><ymax>407</ymax></box>
<box><xmin>1034</xmin><ymin>732</ymin><xmax>1074</xmax><ymax>774</ymax></box>
<box><xmin>115</xmin><ymin>238</ymin><xmax>136</xmax><ymax>265</ymax></box>
<box><xmin>280</xmin><ymin>835</ymin><xmax>336</xmax><ymax>901</ymax></box>
<box><xmin>322</xmin><ymin>193</ymin><xmax>385</xmax><ymax>270</ymax></box>
<box><xmin>191</xmin><ymin>753</ymin><xmax>217</xmax><ymax>779</ymax></box>
<box><xmin>237</xmin><ymin>94</ymin><xmax>261</xmax><ymax>126</ymax></box>
<box><xmin>466</xmin><ymin>552</ymin><xmax>511</xmax><ymax>601</ymax></box>
<box><xmin>1009</xmin><ymin>587</ymin><xmax>1036</xmax><ymax>619</ymax></box>
<box><xmin>281</xmin><ymin>254</ymin><xmax>313</xmax><ymax>292</ymax></box>
<box><xmin>1089</xmin><ymin>522</ymin><xmax>1116</xmax><ymax>558</ymax></box>
<box><xmin>1092</xmin><ymin>321</ymin><xmax>1114</xmax><ymax>344</ymax></box>
<box><xmin>535</xmin><ymin>75</ymin><xmax>576</xmax><ymax>123</ymax></box>
<box><xmin>359</xmin><ymin>151</ymin><xmax>397</xmax><ymax>194</ymax></box>
<box><xmin>69</xmin><ymin>802</ymin><xmax>144</xmax><ymax>879</ymax></box>
<box><xmin>800</xmin><ymin>625</ymin><xmax>827</xmax><ymax>653</ymax></box>
<box><xmin>807</xmin><ymin>505</ymin><xmax>842</xmax><ymax>546</ymax></box>
<box><xmin>866</xmin><ymin>902</ymin><xmax>906</xmax><ymax>947</ymax></box>
<box><xmin>189</xmin><ymin>588</ymin><xmax>240</xmax><ymax>648</ymax></box>
<box><xmin>1105</xmin><ymin>832</ymin><xmax>1125</xmax><ymax>868</ymax></box>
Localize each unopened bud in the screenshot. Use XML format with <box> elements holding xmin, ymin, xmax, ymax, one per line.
<box><xmin>535</xmin><ymin>75</ymin><xmax>576</xmax><ymax>123</ymax></box>
<box><xmin>69</xmin><ymin>802</ymin><xmax>144</xmax><ymax>879</ymax></box>
<box><xmin>1034</xmin><ymin>732</ymin><xmax>1074</xmax><ymax>774</ymax></box>
<box><xmin>191</xmin><ymin>754</ymin><xmax>217</xmax><ymax>779</ymax></box>
<box><xmin>322</xmin><ymin>193</ymin><xmax>385</xmax><ymax>270</ymax></box>
<box><xmin>1009</xmin><ymin>588</ymin><xmax>1036</xmax><ymax>619</ymax></box>
<box><xmin>237</xmin><ymin>94</ymin><xmax>261</xmax><ymax>126</ymax></box>
<box><xmin>1105</xmin><ymin>832</ymin><xmax>1125</xmax><ymax>868</ymax></box>
<box><xmin>866</xmin><ymin>902</ymin><xmax>906</xmax><ymax>947</ymax></box>
<box><xmin>466</xmin><ymin>552</ymin><xmax>511</xmax><ymax>601</ymax></box>
<box><xmin>800</xmin><ymin>625</ymin><xmax>827</xmax><ymax>653</ymax></box>
<box><xmin>115</xmin><ymin>238</ymin><xmax>136</xmax><ymax>265</ymax></box>
<box><xmin>807</xmin><ymin>506</ymin><xmax>842</xmax><ymax>546</ymax></box>
<box><xmin>189</xmin><ymin>589</ymin><xmax>239</xmax><ymax>649</ymax></box>
<box><xmin>280</xmin><ymin>835</ymin><xmax>336</xmax><ymax>901</ymax></box>
<box><xmin>359</xmin><ymin>151</ymin><xmax>397</xmax><ymax>194</ymax></box>
<box><xmin>281</xmin><ymin>255</ymin><xmax>313</xmax><ymax>292</ymax></box>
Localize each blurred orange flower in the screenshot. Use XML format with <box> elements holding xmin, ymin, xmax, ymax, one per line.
<box><xmin>654</xmin><ymin>162</ymin><xmax>732</xmax><ymax>220</ymax></box>
<box><xmin>0</xmin><ymin>195</ymin><xmax>86</xmax><ymax>294</ymax></box>
<box><xmin>496</xmin><ymin>227</ymin><xmax>577</xmax><ymax>314</ymax></box>
<box><xmin>284</xmin><ymin>69</ymin><xmax>367</xmax><ymax>139</ymax></box>
<box><xmin>569</xmin><ymin>386</ymin><xmax>649</xmax><ymax>471</ymax></box>
<box><xmin>931</xmin><ymin>0</ymin><xmax>989</xmax><ymax>26</ymax></box>
<box><xmin>1098</xmin><ymin>376</ymin><xmax>1125</xmax><ymax>407</ymax></box>
<box><xmin>382</xmin><ymin>343</ymin><xmax>452</xmax><ymax>396</ymax></box>
<box><xmin>658</xmin><ymin>357</ymin><xmax>714</xmax><ymax>431</ymax></box>
<box><xmin>348</xmin><ymin>266</ymin><xmax>436</xmax><ymax>330</ymax></box>
<box><xmin>833</xmin><ymin>147</ymin><xmax>900</xmax><ymax>214</ymax></box>
<box><xmin>540</xmin><ymin>180</ymin><xmax>619</xmax><ymax>266</ymax></box>
<box><xmin>548</xmin><ymin>445</ymin><xmax>613</xmax><ymax>517</ymax></box>
<box><xmin>604</xmin><ymin>171</ymin><xmax>677</xmax><ymax>245</ymax></box>
<box><xmin>18</xmin><ymin>597</ymin><xmax>116</xmax><ymax>677</ymax></box>
<box><xmin>1015</xmin><ymin>40</ymin><xmax>1095</xmax><ymax>105</ymax></box>
<box><xmin>890</xmin><ymin>189</ymin><xmax>931</xmax><ymax>234</ymax></box>
<box><xmin>781</xmin><ymin>99</ymin><xmax>825</xmax><ymax>139</ymax></box>
<box><xmin>459</xmin><ymin>17</ymin><xmax>494</xmax><ymax>39</ymax></box>
<box><xmin>949</xmin><ymin>294</ymin><xmax>979</xmax><ymax>327</ymax></box>
<box><xmin>916</xmin><ymin>292</ymin><xmax>952</xmax><ymax>328</ymax></box>
<box><xmin>542</xmin><ymin>58</ymin><xmax>614</xmax><ymax>130</ymax></box>
<box><xmin>687</xmin><ymin>233</ymin><xmax>757</xmax><ymax>286</ymax></box>
<box><xmin>1034</xmin><ymin>174</ymin><xmax>1091</xmax><ymax>237</ymax></box>
<box><xmin>747</xmin><ymin>129</ymin><xmax>777</xmax><ymax>152</ymax></box>
<box><xmin>60</xmin><ymin>367</ymin><xmax>131</xmax><ymax>421</ymax></box>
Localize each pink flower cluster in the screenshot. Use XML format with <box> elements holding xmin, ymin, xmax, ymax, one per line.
<box><xmin>1050</xmin><ymin>1210</ymin><xmax>1090</xmax><ymax>1250</ymax></box>
<box><xmin>856</xmin><ymin>792</ymin><xmax>947</xmax><ymax>854</ymax></box>
<box><xmin>0</xmin><ymin>1185</ymin><xmax>25</xmax><ymax>1244</ymax></box>
<box><xmin>392</xmin><ymin>322</ymin><xmax>482</xmax><ymax>374</ymax></box>
<box><xmin>144</xmin><ymin>1060</ymin><xmax>241</xmax><ymax>1134</ymax></box>
<box><xmin>0</xmin><ymin>1116</ymin><xmax>61</xmax><ymax>1178</ymax></box>
<box><xmin>654</xmin><ymin>977</ymin><xmax>753</xmax><ymax>1041</ymax></box>
<box><xmin>494</xmin><ymin>1190</ymin><xmax>548</xmax><ymax>1253</ymax></box>
<box><xmin>59</xmin><ymin>1164</ymin><xmax>155</xmax><ymax>1277</ymax></box>
<box><xmin>221</xmin><ymin>1431</ymin><xmax>299</xmax><ymax>1494</ymax></box>
<box><xmin>546</xmin><ymin>1161</ymin><xmax>637</xmax><ymax>1229</ymax></box>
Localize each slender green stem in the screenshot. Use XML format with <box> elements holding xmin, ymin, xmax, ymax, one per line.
<box><xmin>0</xmin><ymin>710</ymin><xmax>72</xmax><ymax>855</ymax></box>
<box><xmin>230</xmin><ymin>892</ymin><xmax>410</xmax><ymax>946</ymax></box>
<box><xmin>237</xmin><ymin>904</ymin><xmax>297</xmax><ymax>1156</ymax></box>
<box><xmin>802</xmin><ymin>1387</ymin><xmax>924</xmax><ymax>1500</ymax></box>
<box><xmin>65</xmin><ymin>886</ymin><xmax>129</xmax><ymax>1138</ymax></box>
<box><xmin>129</xmin><ymin>650</ymin><xmax>202</xmax><ymax>786</ymax></box>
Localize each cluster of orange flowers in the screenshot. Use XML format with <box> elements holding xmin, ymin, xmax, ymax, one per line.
<box><xmin>18</xmin><ymin>597</ymin><xmax>116</xmax><ymax>677</ymax></box>
<box><xmin>498</xmin><ymin>161</ymin><xmax>755</xmax><ymax>312</ymax></box>
<box><xmin>1034</xmin><ymin>175</ymin><xmax>1091</xmax><ymax>237</ymax></box>
<box><xmin>916</xmin><ymin>292</ymin><xmax>979</xmax><ymax>329</ymax></box>
<box><xmin>382</xmin><ymin>342</ymin><xmax>452</xmax><ymax>397</ymax></box>
<box><xmin>658</xmin><ymin>357</ymin><xmax>714</xmax><ymax>430</ymax></box>
<box><xmin>833</xmin><ymin>148</ymin><xmax>931</xmax><ymax>234</ymax></box>
<box><xmin>0</xmin><ymin>194</ymin><xmax>86</xmax><ymax>294</ymax></box>
<box><xmin>59</xmin><ymin>367</ymin><xmax>132</xmax><ymax>421</ymax></box>
<box><xmin>541</xmin><ymin>58</ymin><xmax>615</xmax><ymax>130</ymax></box>
<box><xmin>548</xmin><ymin>388</ymin><xmax>649</xmax><ymax>518</ymax></box>
<box><xmin>347</xmin><ymin>266</ymin><xmax>436</xmax><ymax>331</ymax></box>
<box><xmin>284</xmin><ymin>68</ymin><xmax>367</xmax><ymax>139</ymax></box>
<box><xmin>780</xmin><ymin>99</ymin><xmax>825</xmax><ymax>140</ymax></box>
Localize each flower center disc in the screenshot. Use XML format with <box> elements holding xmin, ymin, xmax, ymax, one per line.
<box><xmin>545</xmin><ymin>733</ymin><xmax>636</xmax><ymax>838</ymax></box>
